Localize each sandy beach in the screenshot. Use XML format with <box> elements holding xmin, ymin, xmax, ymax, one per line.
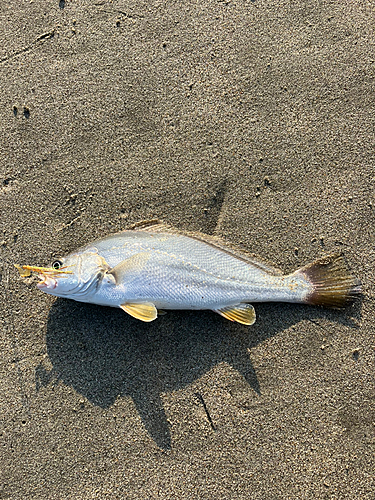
<box><xmin>1</xmin><ymin>1</ymin><xmax>374</xmax><ymax>498</ymax></box>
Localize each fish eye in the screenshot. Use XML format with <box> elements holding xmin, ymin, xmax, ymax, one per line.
<box><xmin>52</xmin><ymin>260</ymin><xmax>63</xmax><ymax>270</ymax></box>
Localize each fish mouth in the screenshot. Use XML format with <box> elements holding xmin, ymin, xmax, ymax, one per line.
<box><xmin>15</xmin><ymin>264</ymin><xmax>72</xmax><ymax>290</ymax></box>
<box><xmin>36</xmin><ymin>273</ymin><xmax>57</xmax><ymax>289</ymax></box>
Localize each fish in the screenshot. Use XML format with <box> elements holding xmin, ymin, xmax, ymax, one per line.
<box><xmin>15</xmin><ymin>221</ymin><xmax>361</xmax><ymax>325</ymax></box>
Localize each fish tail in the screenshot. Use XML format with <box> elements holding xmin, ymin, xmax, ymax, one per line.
<box><xmin>295</xmin><ymin>254</ymin><xmax>361</xmax><ymax>309</ymax></box>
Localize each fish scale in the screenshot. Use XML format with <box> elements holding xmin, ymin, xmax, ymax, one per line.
<box><xmin>88</xmin><ymin>232</ymin><xmax>299</xmax><ymax>308</ymax></box>
<box><xmin>94</xmin><ymin>232</ymin><xmax>274</xmax><ymax>283</ymax></box>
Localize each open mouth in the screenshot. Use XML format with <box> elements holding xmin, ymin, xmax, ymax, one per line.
<box><xmin>15</xmin><ymin>264</ymin><xmax>72</xmax><ymax>290</ymax></box>
<box><xmin>37</xmin><ymin>273</ymin><xmax>57</xmax><ymax>289</ymax></box>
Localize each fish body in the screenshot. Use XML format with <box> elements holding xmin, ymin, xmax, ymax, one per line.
<box><xmin>17</xmin><ymin>223</ymin><xmax>360</xmax><ymax>324</ymax></box>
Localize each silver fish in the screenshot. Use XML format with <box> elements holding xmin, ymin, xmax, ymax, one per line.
<box><xmin>16</xmin><ymin>222</ymin><xmax>361</xmax><ymax>324</ymax></box>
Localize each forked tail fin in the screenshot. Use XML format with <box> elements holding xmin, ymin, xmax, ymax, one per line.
<box><xmin>295</xmin><ymin>254</ymin><xmax>361</xmax><ymax>309</ymax></box>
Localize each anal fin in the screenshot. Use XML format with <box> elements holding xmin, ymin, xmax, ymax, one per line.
<box><xmin>214</xmin><ymin>303</ymin><xmax>256</xmax><ymax>325</ymax></box>
<box><xmin>120</xmin><ymin>302</ymin><xmax>158</xmax><ymax>322</ymax></box>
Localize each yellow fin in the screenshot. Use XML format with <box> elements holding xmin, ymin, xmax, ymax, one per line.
<box><xmin>108</xmin><ymin>252</ymin><xmax>150</xmax><ymax>285</ymax></box>
<box><xmin>215</xmin><ymin>303</ymin><xmax>256</xmax><ymax>325</ymax></box>
<box><xmin>120</xmin><ymin>302</ymin><xmax>158</xmax><ymax>322</ymax></box>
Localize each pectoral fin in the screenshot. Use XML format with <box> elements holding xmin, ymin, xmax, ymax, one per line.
<box><xmin>120</xmin><ymin>302</ymin><xmax>158</xmax><ymax>322</ymax></box>
<box><xmin>108</xmin><ymin>252</ymin><xmax>150</xmax><ymax>285</ymax></box>
<box><xmin>215</xmin><ymin>303</ymin><xmax>256</xmax><ymax>325</ymax></box>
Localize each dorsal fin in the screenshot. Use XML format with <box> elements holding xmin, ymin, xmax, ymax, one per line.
<box><xmin>128</xmin><ymin>219</ymin><xmax>163</xmax><ymax>231</ymax></box>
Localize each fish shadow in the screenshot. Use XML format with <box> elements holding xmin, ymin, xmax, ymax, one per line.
<box><xmin>36</xmin><ymin>299</ymin><xmax>361</xmax><ymax>449</ymax></box>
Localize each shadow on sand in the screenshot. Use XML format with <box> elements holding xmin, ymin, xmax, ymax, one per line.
<box><xmin>35</xmin><ymin>299</ymin><xmax>361</xmax><ymax>449</ymax></box>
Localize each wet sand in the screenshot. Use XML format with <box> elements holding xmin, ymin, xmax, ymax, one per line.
<box><xmin>1</xmin><ymin>1</ymin><xmax>374</xmax><ymax>498</ymax></box>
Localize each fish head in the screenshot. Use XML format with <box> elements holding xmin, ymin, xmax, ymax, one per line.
<box><xmin>23</xmin><ymin>248</ymin><xmax>111</xmax><ymax>299</ymax></box>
